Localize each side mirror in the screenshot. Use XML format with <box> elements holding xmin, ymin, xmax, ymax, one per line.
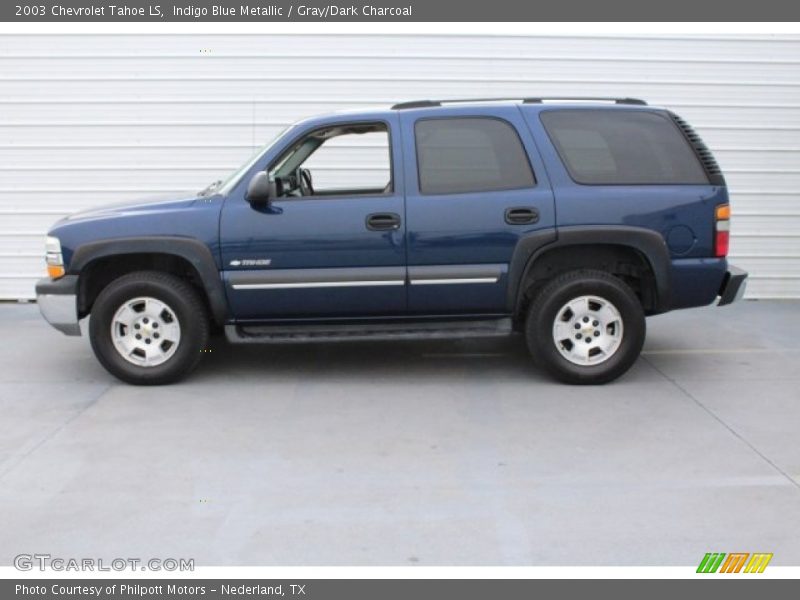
<box><xmin>246</xmin><ymin>171</ymin><xmax>275</xmax><ymax>205</ymax></box>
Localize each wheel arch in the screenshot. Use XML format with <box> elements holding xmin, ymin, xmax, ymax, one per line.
<box><xmin>509</xmin><ymin>226</ymin><xmax>672</xmax><ymax>318</ymax></box>
<box><xmin>69</xmin><ymin>237</ymin><xmax>227</xmax><ymax>326</ymax></box>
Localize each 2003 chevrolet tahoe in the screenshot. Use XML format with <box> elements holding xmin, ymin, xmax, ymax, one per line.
<box><xmin>36</xmin><ymin>97</ymin><xmax>748</xmax><ymax>385</ymax></box>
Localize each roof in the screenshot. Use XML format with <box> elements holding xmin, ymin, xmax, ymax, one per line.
<box><xmin>288</xmin><ymin>97</ymin><xmax>657</xmax><ymax>132</ymax></box>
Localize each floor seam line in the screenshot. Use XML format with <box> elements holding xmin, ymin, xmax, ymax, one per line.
<box><xmin>641</xmin><ymin>355</ymin><xmax>800</xmax><ymax>492</ymax></box>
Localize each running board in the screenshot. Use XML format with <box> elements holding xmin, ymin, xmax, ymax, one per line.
<box><xmin>225</xmin><ymin>318</ymin><xmax>513</xmax><ymax>344</ymax></box>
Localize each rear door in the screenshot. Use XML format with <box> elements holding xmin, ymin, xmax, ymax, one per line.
<box><xmin>399</xmin><ymin>106</ymin><xmax>556</xmax><ymax>315</ymax></box>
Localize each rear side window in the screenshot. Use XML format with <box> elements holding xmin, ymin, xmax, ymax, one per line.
<box><xmin>540</xmin><ymin>110</ymin><xmax>709</xmax><ymax>185</ymax></box>
<box><xmin>415</xmin><ymin>117</ymin><xmax>535</xmax><ymax>195</ymax></box>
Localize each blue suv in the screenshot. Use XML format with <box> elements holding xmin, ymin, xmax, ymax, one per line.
<box><xmin>35</xmin><ymin>97</ymin><xmax>748</xmax><ymax>385</ymax></box>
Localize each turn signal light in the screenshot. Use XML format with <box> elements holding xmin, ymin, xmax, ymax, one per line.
<box><xmin>45</xmin><ymin>235</ymin><xmax>65</xmax><ymax>279</ymax></box>
<box><xmin>47</xmin><ymin>264</ymin><xmax>65</xmax><ymax>279</ymax></box>
<box><xmin>715</xmin><ymin>204</ymin><xmax>730</xmax><ymax>257</ymax></box>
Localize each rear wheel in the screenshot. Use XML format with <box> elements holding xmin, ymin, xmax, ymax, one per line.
<box><xmin>89</xmin><ymin>271</ymin><xmax>209</xmax><ymax>385</ymax></box>
<box><xmin>525</xmin><ymin>269</ymin><xmax>645</xmax><ymax>384</ymax></box>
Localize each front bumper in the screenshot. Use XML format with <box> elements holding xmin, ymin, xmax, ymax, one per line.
<box><xmin>718</xmin><ymin>265</ymin><xmax>748</xmax><ymax>306</ymax></box>
<box><xmin>35</xmin><ymin>275</ymin><xmax>81</xmax><ymax>336</ymax></box>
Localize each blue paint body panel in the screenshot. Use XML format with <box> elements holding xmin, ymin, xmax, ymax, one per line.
<box><xmin>49</xmin><ymin>194</ymin><xmax>223</xmax><ymax>271</ymax></box>
<box><xmin>398</xmin><ymin>105</ymin><xmax>556</xmax><ymax>314</ymax></box>
<box><xmin>46</xmin><ymin>102</ymin><xmax>735</xmax><ymax>325</ymax></box>
<box><xmin>669</xmin><ymin>258</ymin><xmax>729</xmax><ymax>309</ymax></box>
<box><xmin>520</xmin><ymin>104</ymin><xmax>727</xmax><ymax>260</ymax></box>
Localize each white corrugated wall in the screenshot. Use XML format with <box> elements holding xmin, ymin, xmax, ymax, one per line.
<box><xmin>0</xmin><ymin>33</ymin><xmax>798</xmax><ymax>299</ymax></box>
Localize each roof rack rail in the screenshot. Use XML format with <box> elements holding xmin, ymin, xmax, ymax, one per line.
<box><xmin>391</xmin><ymin>97</ymin><xmax>647</xmax><ymax>110</ymax></box>
<box><xmin>524</xmin><ymin>97</ymin><xmax>647</xmax><ymax>105</ymax></box>
<box><xmin>391</xmin><ymin>100</ymin><xmax>441</xmax><ymax>109</ymax></box>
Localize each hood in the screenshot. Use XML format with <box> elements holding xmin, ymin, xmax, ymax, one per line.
<box><xmin>61</xmin><ymin>192</ymin><xmax>204</xmax><ymax>224</ymax></box>
<box><xmin>47</xmin><ymin>190</ymin><xmax>224</xmax><ymax>268</ymax></box>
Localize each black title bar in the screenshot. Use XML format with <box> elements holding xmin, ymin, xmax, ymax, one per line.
<box><xmin>5</xmin><ymin>579</ymin><xmax>800</xmax><ymax>600</ymax></box>
<box><xmin>3</xmin><ymin>0</ymin><xmax>800</xmax><ymax>21</ymax></box>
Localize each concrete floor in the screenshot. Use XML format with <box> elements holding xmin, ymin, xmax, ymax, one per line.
<box><xmin>0</xmin><ymin>300</ymin><xmax>798</xmax><ymax>566</ymax></box>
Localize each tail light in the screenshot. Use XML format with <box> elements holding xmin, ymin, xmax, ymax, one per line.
<box><xmin>715</xmin><ymin>204</ymin><xmax>730</xmax><ymax>257</ymax></box>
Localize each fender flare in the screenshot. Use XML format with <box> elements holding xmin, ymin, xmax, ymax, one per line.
<box><xmin>508</xmin><ymin>225</ymin><xmax>672</xmax><ymax>313</ymax></box>
<box><xmin>68</xmin><ymin>236</ymin><xmax>228</xmax><ymax>325</ymax></box>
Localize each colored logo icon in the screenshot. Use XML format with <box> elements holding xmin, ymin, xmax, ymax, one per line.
<box><xmin>697</xmin><ymin>553</ymin><xmax>773</xmax><ymax>573</ymax></box>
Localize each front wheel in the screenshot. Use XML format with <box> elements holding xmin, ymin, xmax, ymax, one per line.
<box><xmin>89</xmin><ymin>271</ymin><xmax>209</xmax><ymax>385</ymax></box>
<box><xmin>525</xmin><ymin>270</ymin><xmax>646</xmax><ymax>384</ymax></box>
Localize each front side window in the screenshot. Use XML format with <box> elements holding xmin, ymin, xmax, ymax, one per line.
<box><xmin>269</xmin><ymin>122</ymin><xmax>391</xmax><ymax>198</ymax></box>
<box><xmin>414</xmin><ymin>117</ymin><xmax>535</xmax><ymax>195</ymax></box>
<box><xmin>540</xmin><ymin>109</ymin><xmax>709</xmax><ymax>185</ymax></box>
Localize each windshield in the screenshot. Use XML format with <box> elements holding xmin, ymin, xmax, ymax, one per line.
<box><xmin>201</xmin><ymin>126</ymin><xmax>294</xmax><ymax>196</ymax></box>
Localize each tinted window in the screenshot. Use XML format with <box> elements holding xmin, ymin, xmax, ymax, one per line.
<box><xmin>540</xmin><ymin>110</ymin><xmax>709</xmax><ymax>185</ymax></box>
<box><xmin>415</xmin><ymin>118</ymin><xmax>535</xmax><ymax>195</ymax></box>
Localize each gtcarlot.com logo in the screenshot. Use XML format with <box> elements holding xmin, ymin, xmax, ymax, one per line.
<box><xmin>697</xmin><ymin>552</ymin><xmax>773</xmax><ymax>573</ymax></box>
<box><xmin>14</xmin><ymin>553</ymin><xmax>194</xmax><ymax>572</ymax></box>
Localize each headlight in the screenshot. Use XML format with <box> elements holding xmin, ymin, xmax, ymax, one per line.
<box><xmin>45</xmin><ymin>236</ymin><xmax>65</xmax><ymax>279</ymax></box>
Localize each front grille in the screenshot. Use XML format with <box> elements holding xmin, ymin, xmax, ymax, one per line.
<box><xmin>670</xmin><ymin>112</ymin><xmax>725</xmax><ymax>186</ymax></box>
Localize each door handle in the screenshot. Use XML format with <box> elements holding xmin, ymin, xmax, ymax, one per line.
<box><xmin>505</xmin><ymin>207</ymin><xmax>539</xmax><ymax>225</ymax></box>
<box><xmin>366</xmin><ymin>212</ymin><xmax>402</xmax><ymax>231</ymax></box>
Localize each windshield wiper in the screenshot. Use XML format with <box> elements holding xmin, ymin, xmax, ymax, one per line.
<box><xmin>198</xmin><ymin>179</ymin><xmax>223</xmax><ymax>197</ymax></box>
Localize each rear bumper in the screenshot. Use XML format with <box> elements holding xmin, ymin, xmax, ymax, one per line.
<box><xmin>718</xmin><ymin>265</ymin><xmax>748</xmax><ymax>306</ymax></box>
<box><xmin>35</xmin><ymin>275</ymin><xmax>81</xmax><ymax>336</ymax></box>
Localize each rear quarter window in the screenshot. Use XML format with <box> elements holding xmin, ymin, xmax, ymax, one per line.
<box><xmin>540</xmin><ymin>109</ymin><xmax>710</xmax><ymax>185</ymax></box>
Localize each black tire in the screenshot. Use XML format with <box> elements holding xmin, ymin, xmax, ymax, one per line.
<box><xmin>89</xmin><ymin>271</ymin><xmax>209</xmax><ymax>385</ymax></box>
<box><xmin>525</xmin><ymin>269</ymin><xmax>645</xmax><ymax>385</ymax></box>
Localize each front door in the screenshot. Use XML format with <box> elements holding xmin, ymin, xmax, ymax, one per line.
<box><xmin>220</xmin><ymin>117</ymin><xmax>406</xmax><ymax>321</ymax></box>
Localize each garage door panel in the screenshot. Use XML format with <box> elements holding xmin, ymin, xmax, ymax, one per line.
<box><xmin>716</xmin><ymin>152</ymin><xmax>800</xmax><ymax>171</ymax></box>
<box><xmin>0</xmin><ymin>100</ymin><xmax>373</xmax><ymax>124</ymax></box>
<box><xmin>732</xmin><ymin>257</ymin><xmax>800</xmax><ymax>278</ymax></box>
<box><xmin>731</xmin><ymin>215</ymin><xmax>800</xmax><ymax>237</ymax></box>
<box><xmin>729</xmin><ymin>235</ymin><xmax>800</xmax><ymax>256</ymax></box>
<box><xmin>0</xmin><ymin>145</ymin><xmax>259</xmax><ymax>168</ymax></box>
<box><xmin>3</xmin><ymin>78</ymin><xmax>799</xmax><ymax>106</ymax></box>
<box><xmin>724</xmin><ymin>171</ymin><xmax>800</xmax><ymax>192</ymax></box>
<box><xmin>1</xmin><ymin>168</ymin><xmax>223</xmax><ymax>189</ymax></box>
<box><xmin>3</xmin><ymin>34</ymin><xmax>799</xmax><ymax>62</ymax></box>
<box><xmin>744</xmin><ymin>278</ymin><xmax>800</xmax><ymax>298</ymax></box>
<box><xmin>0</xmin><ymin>278</ymin><xmax>37</xmax><ymax>299</ymax></box>
<box><xmin>0</xmin><ymin>124</ymin><xmax>266</xmax><ymax>145</ymax></box>
<box><xmin>730</xmin><ymin>193</ymin><xmax>800</xmax><ymax>215</ymax></box>
<box><xmin>699</xmin><ymin>128</ymin><xmax>800</xmax><ymax>151</ymax></box>
<box><xmin>0</xmin><ymin>191</ymin><xmax>188</xmax><ymax>210</ymax></box>
<box><xmin>4</xmin><ymin>56</ymin><xmax>799</xmax><ymax>85</ymax></box>
<box><xmin>673</xmin><ymin>105</ymin><xmax>800</xmax><ymax>128</ymax></box>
